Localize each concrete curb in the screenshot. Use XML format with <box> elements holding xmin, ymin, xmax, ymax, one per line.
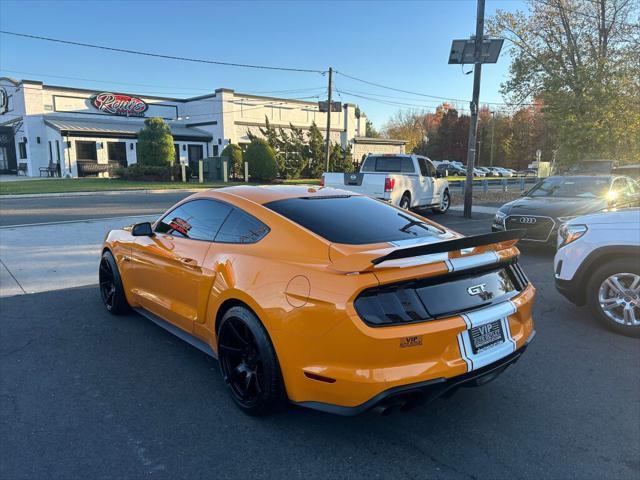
<box><xmin>0</xmin><ymin>187</ymin><xmax>210</xmax><ymax>199</ymax></box>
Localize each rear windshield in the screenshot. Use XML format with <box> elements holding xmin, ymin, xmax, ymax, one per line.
<box><xmin>264</xmin><ymin>195</ymin><xmax>444</xmax><ymax>245</ymax></box>
<box><xmin>361</xmin><ymin>156</ymin><xmax>415</xmax><ymax>173</ymax></box>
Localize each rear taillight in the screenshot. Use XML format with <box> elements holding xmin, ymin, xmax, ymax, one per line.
<box><xmin>320</xmin><ymin>175</ymin><xmax>325</xmax><ymax>187</ymax></box>
<box><xmin>384</xmin><ymin>177</ymin><xmax>395</xmax><ymax>192</ymax></box>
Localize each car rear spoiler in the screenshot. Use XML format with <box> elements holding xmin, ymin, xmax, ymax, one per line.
<box><xmin>371</xmin><ymin>229</ymin><xmax>525</xmax><ymax>265</ymax></box>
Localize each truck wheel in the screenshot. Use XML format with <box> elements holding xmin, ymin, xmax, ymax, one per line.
<box><xmin>586</xmin><ymin>259</ymin><xmax>640</xmax><ymax>337</ymax></box>
<box><xmin>399</xmin><ymin>193</ymin><xmax>411</xmax><ymax>210</ymax></box>
<box><xmin>432</xmin><ymin>190</ymin><xmax>451</xmax><ymax>214</ymax></box>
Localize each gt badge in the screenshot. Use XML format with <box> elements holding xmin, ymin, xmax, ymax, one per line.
<box><xmin>400</xmin><ymin>336</ymin><xmax>422</xmax><ymax>348</ymax></box>
<box><xmin>467</xmin><ymin>283</ymin><xmax>487</xmax><ymax>296</ymax></box>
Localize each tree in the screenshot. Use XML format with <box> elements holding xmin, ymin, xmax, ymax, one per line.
<box><xmin>329</xmin><ymin>143</ymin><xmax>355</xmax><ymax>172</ymax></box>
<box><xmin>136</xmin><ymin>117</ymin><xmax>174</xmax><ymax>167</ymax></box>
<box><xmin>245</xmin><ymin>138</ymin><xmax>278</xmax><ymax>182</ymax></box>
<box><xmin>306</xmin><ymin>121</ymin><xmax>325</xmax><ymax>178</ymax></box>
<box><xmin>489</xmin><ymin>0</ymin><xmax>640</xmax><ymax>165</ymax></box>
<box><xmin>221</xmin><ymin>143</ymin><xmax>244</xmax><ymax>179</ymax></box>
<box><xmin>365</xmin><ymin>120</ymin><xmax>380</xmax><ymax>138</ymax></box>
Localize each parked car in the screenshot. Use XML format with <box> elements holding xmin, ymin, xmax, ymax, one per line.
<box><xmin>473</xmin><ymin>167</ymin><xmax>486</xmax><ymax>177</ymax></box>
<box><xmin>554</xmin><ymin>206</ymin><xmax>640</xmax><ymax>336</ymax></box>
<box><xmin>322</xmin><ymin>154</ymin><xmax>451</xmax><ymax>213</ymax></box>
<box><xmin>494</xmin><ymin>167</ymin><xmax>514</xmax><ymax>178</ymax></box>
<box><xmin>492</xmin><ymin>175</ymin><xmax>639</xmax><ymax>245</ymax></box>
<box><xmin>99</xmin><ymin>186</ymin><xmax>536</xmax><ymax>415</ymax></box>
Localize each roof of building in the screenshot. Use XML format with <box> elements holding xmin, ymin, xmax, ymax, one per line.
<box><xmin>44</xmin><ymin>116</ymin><xmax>212</xmax><ymax>140</ymax></box>
<box><xmin>202</xmin><ymin>184</ymin><xmax>359</xmax><ymax>205</ymax></box>
<box><xmin>352</xmin><ymin>136</ymin><xmax>407</xmax><ymax>145</ymax></box>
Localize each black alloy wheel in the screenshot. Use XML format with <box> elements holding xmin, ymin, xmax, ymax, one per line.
<box><xmin>218</xmin><ymin>307</ymin><xmax>284</xmax><ymax>415</ymax></box>
<box><xmin>99</xmin><ymin>251</ymin><xmax>129</xmax><ymax>315</ymax></box>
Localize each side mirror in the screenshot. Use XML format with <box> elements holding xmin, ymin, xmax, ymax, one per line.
<box><xmin>132</xmin><ymin>222</ymin><xmax>154</xmax><ymax>237</ymax></box>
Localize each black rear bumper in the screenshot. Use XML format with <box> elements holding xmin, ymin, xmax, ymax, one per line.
<box><xmin>295</xmin><ymin>331</ymin><xmax>536</xmax><ymax>416</ymax></box>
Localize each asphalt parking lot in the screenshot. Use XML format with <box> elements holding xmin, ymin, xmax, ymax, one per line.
<box><xmin>1</xmin><ymin>209</ymin><xmax>639</xmax><ymax>480</ymax></box>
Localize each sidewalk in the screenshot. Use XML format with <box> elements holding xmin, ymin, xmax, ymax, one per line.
<box><xmin>0</xmin><ymin>214</ymin><xmax>156</xmax><ymax>297</ymax></box>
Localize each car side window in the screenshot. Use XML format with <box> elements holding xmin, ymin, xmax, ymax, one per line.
<box><xmin>425</xmin><ymin>159</ymin><xmax>436</xmax><ymax>177</ymax></box>
<box><xmin>418</xmin><ymin>158</ymin><xmax>435</xmax><ymax>177</ymax></box>
<box><xmin>215</xmin><ymin>208</ymin><xmax>270</xmax><ymax>244</ymax></box>
<box><xmin>361</xmin><ymin>157</ymin><xmax>375</xmax><ymax>172</ymax></box>
<box><xmin>155</xmin><ymin>199</ymin><xmax>232</xmax><ymax>241</ymax></box>
<box><xmin>417</xmin><ymin>158</ymin><xmax>429</xmax><ymax>176</ymax></box>
<box><xmin>401</xmin><ymin>157</ymin><xmax>415</xmax><ymax>173</ymax></box>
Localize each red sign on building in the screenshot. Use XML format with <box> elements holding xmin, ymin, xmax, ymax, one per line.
<box><xmin>91</xmin><ymin>92</ymin><xmax>148</xmax><ymax>117</ymax></box>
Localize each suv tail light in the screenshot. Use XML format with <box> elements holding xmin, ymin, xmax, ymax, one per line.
<box><xmin>384</xmin><ymin>177</ymin><xmax>395</xmax><ymax>192</ymax></box>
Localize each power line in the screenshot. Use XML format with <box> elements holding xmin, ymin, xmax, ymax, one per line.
<box><xmin>335</xmin><ymin>70</ymin><xmax>471</xmax><ymax>103</ymax></box>
<box><xmin>0</xmin><ymin>31</ymin><xmax>326</xmax><ymax>74</ymax></box>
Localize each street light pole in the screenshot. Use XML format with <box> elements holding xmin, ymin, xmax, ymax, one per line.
<box><xmin>463</xmin><ymin>0</ymin><xmax>486</xmax><ymax>218</ymax></box>
<box><xmin>490</xmin><ymin>111</ymin><xmax>495</xmax><ymax>167</ymax></box>
<box><xmin>324</xmin><ymin>67</ymin><xmax>333</xmax><ymax>173</ymax></box>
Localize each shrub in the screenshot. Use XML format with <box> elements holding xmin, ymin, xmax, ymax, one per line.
<box><xmin>221</xmin><ymin>143</ymin><xmax>244</xmax><ymax>179</ymax></box>
<box><xmin>114</xmin><ymin>163</ymin><xmax>190</xmax><ymax>182</ymax></box>
<box><xmin>246</xmin><ymin>139</ymin><xmax>278</xmax><ymax>182</ymax></box>
<box><xmin>137</xmin><ymin>117</ymin><xmax>175</xmax><ymax>167</ymax></box>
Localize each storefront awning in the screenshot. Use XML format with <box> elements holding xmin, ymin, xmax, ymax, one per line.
<box><xmin>44</xmin><ymin>116</ymin><xmax>212</xmax><ymax>141</ymax></box>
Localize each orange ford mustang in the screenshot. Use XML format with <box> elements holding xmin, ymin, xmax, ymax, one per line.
<box><xmin>100</xmin><ymin>185</ymin><xmax>536</xmax><ymax>415</ymax></box>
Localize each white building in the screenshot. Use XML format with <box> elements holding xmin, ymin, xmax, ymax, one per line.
<box><xmin>0</xmin><ymin>77</ymin><xmax>404</xmax><ymax>177</ymax></box>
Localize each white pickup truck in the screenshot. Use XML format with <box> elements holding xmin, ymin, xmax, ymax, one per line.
<box><xmin>322</xmin><ymin>154</ymin><xmax>451</xmax><ymax>213</ymax></box>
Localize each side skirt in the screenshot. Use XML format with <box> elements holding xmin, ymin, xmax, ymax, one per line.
<box><xmin>134</xmin><ymin>307</ymin><xmax>217</xmax><ymax>359</ymax></box>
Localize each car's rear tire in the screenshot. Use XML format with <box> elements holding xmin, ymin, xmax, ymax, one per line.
<box><xmin>99</xmin><ymin>251</ymin><xmax>130</xmax><ymax>315</ymax></box>
<box><xmin>399</xmin><ymin>193</ymin><xmax>411</xmax><ymax>210</ymax></box>
<box><xmin>586</xmin><ymin>259</ymin><xmax>640</xmax><ymax>337</ymax></box>
<box><xmin>432</xmin><ymin>190</ymin><xmax>451</xmax><ymax>214</ymax></box>
<box><xmin>217</xmin><ymin>306</ymin><xmax>285</xmax><ymax>416</ymax></box>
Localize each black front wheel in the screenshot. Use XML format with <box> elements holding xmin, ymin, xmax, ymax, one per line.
<box><xmin>99</xmin><ymin>251</ymin><xmax>130</xmax><ymax>315</ymax></box>
<box><xmin>218</xmin><ymin>306</ymin><xmax>285</xmax><ymax>415</ymax></box>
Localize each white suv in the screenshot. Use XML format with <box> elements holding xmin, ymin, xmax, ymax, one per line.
<box><xmin>554</xmin><ymin>207</ymin><xmax>640</xmax><ymax>336</ymax></box>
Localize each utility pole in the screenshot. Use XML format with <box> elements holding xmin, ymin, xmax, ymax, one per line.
<box><xmin>463</xmin><ymin>0</ymin><xmax>486</xmax><ymax>218</ymax></box>
<box><xmin>324</xmin><ymin>67</ymin><xmax>333</xmax><ymax>172</ymax></box>
<box><xmin>489</xmin><ymin>111</ymin><xmax>495</xmax><ymax>167</ymax></box>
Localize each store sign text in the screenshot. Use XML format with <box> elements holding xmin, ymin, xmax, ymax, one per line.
<box><xmin>91</xmin><ymin>92</ymin><xmax>148</xmax><ymax>117</ymax></box>
<box><xmin>0</xmin><ymin>87</ymin><xmax>8</xmax><ymax>115</ymax></box>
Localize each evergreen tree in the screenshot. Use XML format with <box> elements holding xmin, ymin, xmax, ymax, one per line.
<box><xmin>137</xmin><ymin>117</ymin><xmax>174</xmax><ymax>167</ymax></box>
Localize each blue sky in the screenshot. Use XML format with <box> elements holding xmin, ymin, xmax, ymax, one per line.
<box><xmin>0</xmin><ymin>0</ymin><xmax>527</xmax><ymax>128</ymax></box>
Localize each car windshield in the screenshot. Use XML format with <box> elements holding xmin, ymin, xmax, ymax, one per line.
<box><xmin>527</xmin><ymin>177</ymin><xmax>610</xmax><ymax>198</ymax></box>
<box><xmin>264</xmin><ymin>195</ymin><xmax>445</xmax><ymax>245</ymax></box>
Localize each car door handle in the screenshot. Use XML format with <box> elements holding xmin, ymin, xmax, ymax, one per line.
<box><xmin>179</xmin><ymin>257</ymin><xmax>198</xmax><ymax>266</ymax></box>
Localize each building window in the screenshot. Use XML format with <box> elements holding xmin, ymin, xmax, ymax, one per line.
<box><xmin>107</xmin><ymin>142</ymin><xmax>127</xmax><ymax>166</ymax></box>
<box><xmin>174</xmin><ymin>144</ymin><xmax>180</xmax><ymax>164</ymax></box>
<box><xmin>75</xmin><ymin>141</ymin><xmax>97</xmax><ymax>161</ymax></box>
<box><xmin>18</xmin><ymin>142</ymin><xmax>27</xmax><ymax>159</ymax></box>
<box><xmin>213</xmin><ymin>145</ymin><xmax>219</xmax><ymax>156</ymax></box>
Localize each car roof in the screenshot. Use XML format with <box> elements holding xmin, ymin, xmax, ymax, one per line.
<box><xmin>198</xmin><ymin>184</ymin><xmax>360</xmax><ymax>205</ymax></box>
